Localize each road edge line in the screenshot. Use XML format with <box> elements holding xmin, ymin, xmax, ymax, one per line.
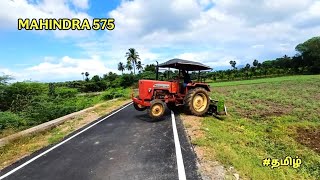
<box><xmin>171</xmin><ymin>111</ymin><xmax>187</xmax><ymax>180</ymax></box>
<box><xmin>0</xmin><ymin>102</ymin><xmax>133</xmax><ymax>180</ymax></box>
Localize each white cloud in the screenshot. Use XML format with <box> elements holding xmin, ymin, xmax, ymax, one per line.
<box><xmin>177</xmin><ymin>51</ymin><xmax>240</xmax><ymax>68</ymax></box>
<box><xmin>2</xmin><ymin>56</ymin><xmax>116</xmax><ymax>82</ymax></box>
<box><xmin>70</xmin><ymin>0</ymin><xmax>89</xmax><ymax>9</ymax></box>
<box><xmin>214</xmin><ymin>0</ymin><xmax>312</xmax><ymax>25</ymax></box>
<box><xmin>0</xmin><ymin>0</ymin><xmax>93</xmax><ymax>38</ymax></box>
<box><xmin>0</xmin><ymin>67</ymin><xmax>21</xmax><ymax>78</ymax></box>
<box><xmin>2</xmin><ymin>0</ymin><xmax>320</xmax><ymax>82</ymax></box>
<box><xmin>103</xmin><ymin>0</ymin><xmax>320</xmax><ymax>66</ymax></box>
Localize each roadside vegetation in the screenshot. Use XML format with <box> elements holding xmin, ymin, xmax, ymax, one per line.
<box><xmin>0</xmin><ymin>98</ymin><xmax>131</xmax><ymax>169</ymax></box>
<box><xmin>0</xmin><ymin>80</ymin><xmax>131</xmax><ymax>138</ymax></box>
<box><xmin>187</xmin><ymin>75</ymin><xmax>320</xmax><ymax>180</ymax></box>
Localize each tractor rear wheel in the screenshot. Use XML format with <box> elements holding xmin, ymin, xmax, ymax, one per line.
<box><xmin>148</xmin><ymin>100</ymin><xmax>166</xmax><ymax>120</ymax></box>
<box><xmin>184</xmin><ymin>87</ymin><xmax>209</xmax><ymax>116</ymax></box>
<box><xmin>133</xmin><ymin>102</ymin><xmax>147</xmax><ymax>111</ymax></box>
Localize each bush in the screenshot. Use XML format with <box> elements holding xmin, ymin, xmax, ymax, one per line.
<box><xmin>0</xmin><ymin>82</ymin><xmax>46</xmax><ymax>111</ymax></box>
<box><xmin>20</xmin><ymin>95</ymin><xmax>97</xmax><ymax>126</ymax></box>
<box><xmin>0</xmin><ymin>111</ymin><xmax>26</xmax><ymax>130</ymax></box>
<box><xmin>100</xmin><ymin>88</ymin><xmax>130</xmax><ymax>100</ymax></box>
<box><xmin>55</xmin><ymin>87</ymin><xmax>78</xmax><ymax>98</ymax></box>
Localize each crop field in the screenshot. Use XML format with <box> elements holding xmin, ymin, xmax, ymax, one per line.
<box><xmin>190</xmin><ymin>75</ymin><xmax>320</xmax><ymax>179</ymax></box>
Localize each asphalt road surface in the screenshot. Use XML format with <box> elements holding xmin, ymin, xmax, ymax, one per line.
<box><xmin>0</xmin><ymin>103</ymin><xmax>202</xmax><ymax>180</ymax></box>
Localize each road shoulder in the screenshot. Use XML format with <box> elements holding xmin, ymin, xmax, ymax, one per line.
<box><xmin>180</xmin><ymin>114</ymin><xmax>240</xmax><ymax>180</ymax></box>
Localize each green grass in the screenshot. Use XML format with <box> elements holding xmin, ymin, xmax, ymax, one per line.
<box><xmin>209</xmin><ymin>75</ymin><xmax>318</xmax><ymax>87</ymax></box>
<box><xmin>195</xmin><ymin>75</ymin><xmax>320</xmax><ymax>179</ymax></box>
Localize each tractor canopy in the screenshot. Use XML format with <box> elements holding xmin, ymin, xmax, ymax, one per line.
<box><xmin>158</xmin><ymin>58</ymin><xmax>212</xmax><ymax>71</ymax></box>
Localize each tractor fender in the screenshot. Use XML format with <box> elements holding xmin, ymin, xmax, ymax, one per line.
<box><xmin>189</xmin><ymin>84</ymin><xmax>211</xmax><ymax>92</ymax></box>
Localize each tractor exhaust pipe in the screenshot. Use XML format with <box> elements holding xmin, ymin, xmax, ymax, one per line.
<box><xmin>156</xmin><ymin>61</ymin><xmax>159</xmax><ymax>80</ymax></box>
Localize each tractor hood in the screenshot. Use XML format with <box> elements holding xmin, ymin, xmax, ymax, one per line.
<box><xmin>138</xmin><ymin>80</ymin><xmax>178</xmax><ymax>100</ymax></box>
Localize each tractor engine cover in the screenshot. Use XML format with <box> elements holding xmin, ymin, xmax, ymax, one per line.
<box><xmin>138</xmin><ymin>80</ymin><xmax>179</xmax><ymax>100</ymax></box>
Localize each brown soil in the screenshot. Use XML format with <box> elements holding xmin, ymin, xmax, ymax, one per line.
<box><xmin>181</xmin><ymin>115</ymin><xmax>204</xmax><ymax>139</ymax></box>
<box><xmin>237</xmin><ymin>99</ymin><xmax>293</xmax><ymax>119</ymax></box>
<box><xmin>296</xmin><ymin>127</ymin><xmax>320</xmax><ymax>154</ymax></box>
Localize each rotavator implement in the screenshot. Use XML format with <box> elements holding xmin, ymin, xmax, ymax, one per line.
<box><xmin>132</xmin><ymin>58</ymin><xmax>227</xmax><ymax>120</ymax></box>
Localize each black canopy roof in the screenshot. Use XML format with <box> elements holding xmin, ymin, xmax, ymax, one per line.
<box><xmin>158</xmin><ymin>58</ymin><xmax>212</xmax><ymax>71</ymax></box>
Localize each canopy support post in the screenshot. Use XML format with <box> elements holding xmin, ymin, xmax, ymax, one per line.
<box><xmin>156</xmin><ymin>61</ymin><xmax>159</xmax><ymax>80</ymax></box>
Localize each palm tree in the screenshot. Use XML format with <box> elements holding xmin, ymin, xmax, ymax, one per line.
<box><xmin>126</xmin><ymin>62</ymin><xmax>133</xmax><ymax>73</ymax></box>
<box><xmin>252</xmin><ymin>60</ymin><xmax>259</xmax><ymax>77</ymax></box>
<box><xmin>118</xmin><ymin>62</ymin><xmax>125</xmax><ymax>74</ymax></box>
<box><xmin>85</xmin><ymin>72</ymin><xmax>90</xmax><ymax>81</ymax></box>
<box><xmin>253</xmin><ymin>59</ymin><xmax>259</xmax><ymax>67</ymax></box>
<box><xmin>136</xmin><ymin>61</ymin><xmax>143</xmax><ymax>73</ymax></box>
<box><xmin>125</xmin><ymin>48</ymin><xmax>140</xmax><ymax>75</ymax></box>
<box><xmin>229</xmin><ymin>60</ymin><xmax>236</xmax><ymax>69</ymax></box>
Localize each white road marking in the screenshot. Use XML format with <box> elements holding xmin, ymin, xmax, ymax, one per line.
<box><xmin>0</xmin><ymin>102</ymin><xmax>133</xmax><ymax>180</ymax></box>
<box><xmin>171</xmin><ymin>111</ymin><xmax>187</xmax><ymax>180</ymax></box>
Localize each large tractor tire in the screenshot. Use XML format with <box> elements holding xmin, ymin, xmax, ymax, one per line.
<box><xmin>148</xmin><ymin>99</ymin><xmax>166</xmax><ymax>120</ymax></box>
<box><xmin>133</xmin><ymin>102</ymin><xmax>147</xmax><ymax>111</ymax></box>
<box><xmin>184</xmin><ymin>87</ymin><xmax>210</xmax><ymax>116</ymax></box>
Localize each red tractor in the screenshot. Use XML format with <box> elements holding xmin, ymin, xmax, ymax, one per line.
<box><xmin>132</xmin><ymin>58</ymin><xmax>226</xmax><ymax>120</ymax></box>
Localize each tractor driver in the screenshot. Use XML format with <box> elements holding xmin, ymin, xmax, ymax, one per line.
<box><xmin>182</xmin><ymin>70</ymin><xmax>191</xmax><ymax>88</ymax></box>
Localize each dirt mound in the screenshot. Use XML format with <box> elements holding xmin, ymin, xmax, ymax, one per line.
<box><xmin>296</xmin><ymin>127</ymin><xmax>320</xmax><ymax>153</ymax></box>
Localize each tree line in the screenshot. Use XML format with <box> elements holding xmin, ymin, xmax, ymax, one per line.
<box><xmin>55</xmin><ymin>36</ymin><xmax>320</xmax><ymax>92</ymax></box>
<box><xmin>205</xmin><ymin>36</ymin><xmax>320</xmax><ymax>81</ymax></box>
<box><xmin>2</xmin><ymin>36</ymin><xmax>319</xmax><ymax>94</ymax></box>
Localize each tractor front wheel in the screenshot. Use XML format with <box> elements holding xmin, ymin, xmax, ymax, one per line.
<box><xmin>148</xmin><ymin>100</ymin><xmax>166</xmax><ymax>120</ymax></box>
<box><xmin>184</xmin><ymin>87</ymin><xmax>209</xmax><ymax>116</ymax></box>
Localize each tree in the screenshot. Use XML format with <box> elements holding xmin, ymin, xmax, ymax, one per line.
<box><xmin>229</xmin><ymin>60</ymin><xmax>237</xmax><ymax>69</ymax></box>
<box><xmin>125</xmin><ymin>48</ymin><xmax>140</xmax><ymax>75</ymax></box>
<box><xmin>85</xmin><ymin>72</ymin><xmax>90</xmax><ymax>81</ymax></box>
<box><xmin>0</xmin><ymin>75</ymin><xmax>13</xmax><ymax>85</ymax></box>
<box><xmin>48</xmin><ymin>83</ymin><xmax>55</xmax><ymax>96</ymax></box>
<box><xmin>91</xmin><ymin>75</ymin><xmax>101</xmax><ymax>82</ymax></box>
<box><xmin>244</xmin><ymin>64</ymin><xmax>251</xmax><ymax>79</ymax></box>
<box><xmin>136</xmin><ymin>61</ymin><xmax>143</xmax><ymax>73</ymax></box>
<box><xmin>144</xmin><ymin>64</ymin><xmax>156</xmax><ymax>72</ymax></box>
<box><xmin>251</xmin><ymin>59</ymin><xmax>259</xmax><ymax>77</ymax></box>
<box><xmin>126</xmin><ymin>62</ymin><xmax>133</xmax><ymax>73</ymax></box>
<box><xmin>118</xmin><ymin>62</ymin><xmax>125</xmax><ymax>74</ymax></box>
<box><xmin>253</xmin><ymin>59</ymin><xmax>259</xmax><ymax>67</ymax></box>
<box><xmin>295</xmin><ymin>36</ymin><xmax>320</xmax><ymax>73</ymax></box>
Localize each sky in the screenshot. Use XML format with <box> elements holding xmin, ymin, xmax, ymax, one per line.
<box><xmin>0</xmin><ymin>0</ymin><xmax>319</xmax><ymax>82</ymax></box>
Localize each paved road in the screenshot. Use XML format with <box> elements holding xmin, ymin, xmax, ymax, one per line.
<box><xmin>0</xmin><ymin>103</ymin><xmax>201</xmax><ymax>180</ymax></box>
